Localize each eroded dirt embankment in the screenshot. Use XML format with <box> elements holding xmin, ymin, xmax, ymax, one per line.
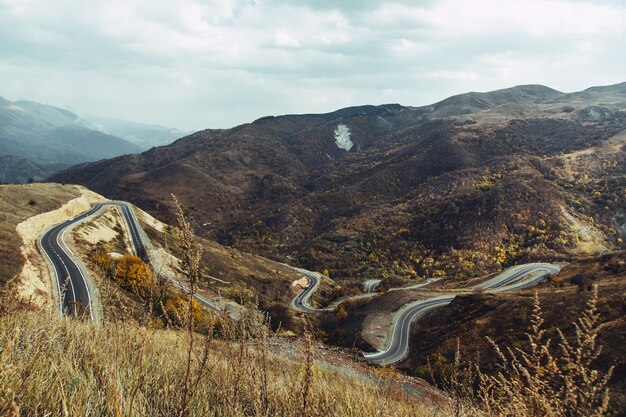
<box><xmin>16</xmin><ymin>187</ymin><xmax>105</xmax><ymax>306</ymax></box>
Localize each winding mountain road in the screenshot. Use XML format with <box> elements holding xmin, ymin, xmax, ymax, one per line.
<box><xmin>363</xmin><ymin>263</ymin><xmax>561</xmax><ymax>365</ymax></box>
<box><xmin>290</xmin><ymin>262</ymin><xmax>560</xmax><ymax>365</ymax></box>
<box><xmin>40</xmin><ymin>205</ymin><xmax>102</xmax><ymax>321</ymax></box>
<box><xmin>363</xmin><ymin>296</ymin><xmax>455</xmax><ymax>365</ymax></box>
<box><xmin>40</xmin><ymin>201</ymin><xmax>223</xmax><ymax>322</ymax></box>
<box><xmin>290</xmin><ymin>268</ymin><xmax>326</xmax><ymax>313</ymax></box>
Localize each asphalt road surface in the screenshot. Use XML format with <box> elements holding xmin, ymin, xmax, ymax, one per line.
<box><xmin>363</xmin><ymin>279</ymin><xmax>382</xmax><ymax>293</ymax></box>
<box><xmin>40</xmin><ymin>205</ymin><xmax>102</xmax><ymax>320</ymax></box>
<box><xmin>362</xmin><ymin>296</ymin><xmax>455</xmax><ymax>365</ymax></box>
<box><xmin>363</xmin><ymin>262</ymin><xmax>561</xmax><ymax>365</ymax></box>
<box><xmin>290</xmin><ymin>268</ymin><xmax>325</xmax><ymax>313</ymax></box>
<box><xmin>40</xmin><ymin>201</ymin><xmax>223</xmax><ymax>321</ymax></box>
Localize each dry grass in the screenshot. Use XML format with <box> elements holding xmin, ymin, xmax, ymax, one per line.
<box><xmin>0</xmin><ymin>194</ymin><xmax>446</xmax><ymax>417</ymax></box>
<box><xmin>431</xmin><ymin>287</ymin><xmax>615</xmax><ymax>417</ymax></box>
<box><xmin>0</xmin><ymin>310</ymin><xmax>445</xmax><ymax>417</ymax></box>
<box><xmin>476</xmin><ymin>287</ymin><xmax>613</xmax><ymax>417</ymax></box>
<box><xmin>0</xmin><ymin>183</ymin><xmax>80</xmax><ymax>284</ymax></box>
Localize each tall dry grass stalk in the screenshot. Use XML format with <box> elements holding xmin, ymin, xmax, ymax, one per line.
<box><xmin>300</xmin><ymin>319</ymin><xmax>315</xmax><ymax>417</ymax></box>
<box><xmin>476</xmin><ymin>286</ymin><xmax>613</xmax><ymax>417</ymax></box>
<box><xmin>171</xmin><ymin>194</ymin><xmax>203</xmax><ymax>417</ymax></box>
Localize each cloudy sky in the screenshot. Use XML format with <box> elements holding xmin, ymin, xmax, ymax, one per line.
<box><xmin>1</xmin><ymin>0</ymin><xmax>624</xmax><ymax>131</ymax></box>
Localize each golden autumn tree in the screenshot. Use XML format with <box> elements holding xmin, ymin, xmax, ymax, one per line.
<box><xmin>163</xmin><ymin>295</ymin><xmax>203</xmax><ymax>327</ymax></box>
<box><xmin>114</xmin><ymin>254</ymin><xmax>156</xmax><ymax>295</ymax></box>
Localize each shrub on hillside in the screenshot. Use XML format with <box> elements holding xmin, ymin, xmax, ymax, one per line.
<box><xmin>262</xmin><ymin>302</ymin><xmax>294</xmax><ymax>331</ymax></box>
<box><xmin>114</xmin><ymin>255</ymin><xmax>156</xmax><ymax>295</ymax></box>
<box><xmin>91</xmin><ymin>249</ymin><xmax>114</xmax><ymax>273</ymax></box>
<box><xmin>163</xmin><ymin>295</ymin><xmax>203</xmax><ymax>327</ymax></box>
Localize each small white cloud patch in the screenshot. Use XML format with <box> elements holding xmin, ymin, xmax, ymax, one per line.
<box><xmin>334</xmin><ymin>124</ymin><xmax>353</xmax><ymax>151</ymax></box>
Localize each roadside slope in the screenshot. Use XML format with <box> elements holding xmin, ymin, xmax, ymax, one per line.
<box><xmin>0</xmin><ymin>183</ymin><xmax>105</xmax><ymax>306</ymax></box>
<box><xmin>406</xmin><ymin>252</ymin><xmax>626</xmax><ymax>411</ymax></box>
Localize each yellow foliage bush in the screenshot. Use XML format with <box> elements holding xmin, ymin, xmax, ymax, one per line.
<box><xmin>336</xmin><ymin>304</ymin><xmax>348</xmax><ymax>320</ymax></box>
<box><xmin>114</xmin><ymin>255</ymin><xmax>156</xmax><ymax>295</ymax></box>
<box><xmin>91</xmin><ymin>249</ymin><xmax>114</xmax><ymax>272</ymax></box>
<box><xmin>163</xmin><ymin>295</ymin><xmax>204</xmax><ymax>327</ymax></box>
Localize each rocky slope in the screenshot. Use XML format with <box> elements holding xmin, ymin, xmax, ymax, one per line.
<box><xmin>52</xmin><ymin>83</ymin><xmax>626</xmax><ymax>282</ymax></box>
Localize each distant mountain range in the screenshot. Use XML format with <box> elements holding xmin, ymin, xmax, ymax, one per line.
<box><xmin>52</xmin><ymin>82</ymin><xmax>626</xmax><ymax>281</ymax></box>
<box><xmin>81</xmin><ymin>113</ymin><xmax>188</xmax><ymax>150</ymax></box>
<box><xmin>0</xmin><ymin>97</ymin><xmax>185</xmax><ymax>183</ymax></box>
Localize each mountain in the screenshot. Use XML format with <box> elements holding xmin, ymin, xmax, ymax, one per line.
<box><xmin>413</xmin><ymin>84</ymin><xmax>564</xmax><ymax>117</ymax></box>
<box><xmin>0</xmin><ymin>97</ymin><xmax>142</xmax><ymax>183</ymax></box>
<box><xmin>83</xmin><ymin>114</ymin><xmax>188</xmax><ymax>149</ymax></box>
<box><xmin>11</xmin><ymin>100</ymin><xmax>185</xmax><ymax>149</ymax></box>
<box><xmin>0</xmin><ymin>154</ymin><xmax>63</xmax><ymax>184</ymax></box>
<box><xmin>13</xmin><ymin>100</ymin><xmax>96</xmax><ymax>129</ymax></box>
<box><xmin>52</xmin><ymin>83</ymin><xmax>626</xmax><ymax>282</ymax></box>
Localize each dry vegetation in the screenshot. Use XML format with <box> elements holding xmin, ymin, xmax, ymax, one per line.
<box><xmin>0</xmin><ymin>188</ymin><xmax>622</xmax><ymax>416</ymax></box>
<box><xmin>407</xmin><ymin>253</ymin><xmax>626</xmax><ymax>415</ymax></box>
<box><xmin>0</xmin><ymin>183</ymin><xmax>80</xmax><ymax>285</ymax></box>
<box><xmin>0</xmin><ymin>270</ymin><xmax>617</xmax><ymax>416</ymax></box>
<box><xmin>424</xmin><ymin>288</ymin><xmax>616</xmax><ymax>417</ymax></box>
<box><xmin>0</xmin><ymin>195</ymin><xmax>445</xmax><ymax>417</ymax></box>
<box><xmin>0</xmin><ymin>310</ymin><xmax>445</xmax><ymax>417</ymax></box>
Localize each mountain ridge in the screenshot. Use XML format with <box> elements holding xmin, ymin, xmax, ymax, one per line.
<box><xmin>51</xmin><ymin>82</ymin><xmax>626</xmax><ymax>281</ymax></box>
<box><xmin>0</xmin><ymin>97</ymin><xmax>186</xmax><ymax>183</ymax></box>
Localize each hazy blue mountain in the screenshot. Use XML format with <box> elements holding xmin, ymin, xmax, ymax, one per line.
<box><xmin>0</xmin><ymin>154</ymin><xmax>63</xmax><ymax>184</ymax></box>
<box><xmin>14</xmin><ymin>100</ymin><xmax>96</xmax><ymax>129</ymax></box>
<box><xmin>0</xmin><ymin>97</ymin><xmax>142</xmax><ymax>183</ymax></box>
<box><xmin>82</xmin><ymin>114</ymin><xmax>187</xmax><ymax>149</ymax></box>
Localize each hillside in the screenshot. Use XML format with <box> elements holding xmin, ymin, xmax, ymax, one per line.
<box><xmin>311</xmin><ymin>251</ymin><xmax>626</xmax><ymax>412</ymax></box>
<box><xmin>0</xmin><ymin>308</ymin><xmax>445</xmax><ymax>416</ymax></box>
<box><xmin>0</xmin><ymin>154</ymin><xmax>63</xmax><ymax>184</ymax></box>
<box><xmin>0</xmin><ymin>183</ymin><xmax>449</xmax><ymax>416</ymax></box>
<box><xmin>0</xmin><ymin>183</ymin><xmax>83</xmax><ymax>288</ymax></box>
<box><xmin>0</xmin><ymin>183</ymin><xmax>305</xmax><ymax>327</ymax></box>
<box><xmin>405</xmin><ymin>253</ymin><xmax>626</xmax><ymax>412</ymax></box>
<box><xmin>52</xmin><ymin>83</ymin><xmax>626</xmax><ymax>283</ymax></box>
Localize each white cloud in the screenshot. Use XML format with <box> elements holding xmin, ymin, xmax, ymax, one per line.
<box><xmin>0</xmin><ymin>0</ymin><xmax>624</xmax><ymax>130</ymax></box>
<box><xmin>366</xmin><ymin>0</ymin><xmax>625</xmax><ymax>36</ymax></box>
<box><xmin>274</xmin><ymin>30</ymin><xmax>301</xmax><ymax>48</ymax></box>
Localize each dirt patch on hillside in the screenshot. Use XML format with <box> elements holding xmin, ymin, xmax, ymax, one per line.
<box><xmin>74</xmin><ymin>207</ymin><xmax>124</xmax><ymax>247</ymax></box>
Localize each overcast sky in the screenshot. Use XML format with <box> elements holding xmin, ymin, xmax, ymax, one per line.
<box><xmin>1</xmin><ymin>0</ymin><xmax>624</xmax><ymax>131</ymax></box>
